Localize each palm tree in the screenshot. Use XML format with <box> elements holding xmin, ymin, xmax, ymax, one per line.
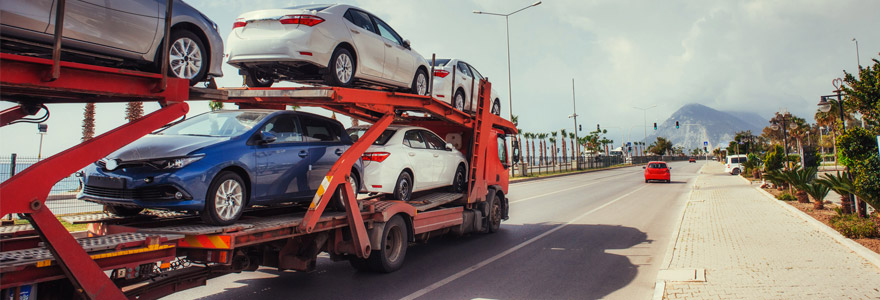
<box><xmin>817</xmin><ymin>172</ymin><xmax>855</xmax><ymax>214</ymax></box>
<box><xmin>560</xmin><ymin>129</ymin><xmax>568</xmax><ymax>163</ymax></box>
<box><xmin>82</xmin><ymin>103</ymin><xmax>96</xmax><ymax>141</ymax></box>
<box><xmin>539</xmin><ymin>133</ymin><xmax>548</xmax><ymax>165</ymax></box>
<box><xmin>550</xmin><ymin>131</ymin><xmax>558</xmax><ymax>164</ymax></box>
<box><xmin>531</xmin><ymin>133</ymin><xmax>537</xmax><ymax>166</ymax></box>
<box><xmin>780</xmin><ymin>167</ymin><xmax>817</xmax><ymax>203</ymax></box>
<box><xmin>125</xmin><ymin>102</ymin><xmax>144</xmax><ymax>122</ymax></box>
<box><xmin>523</xmin><ymin>132</ymin><xmax>532</xmax><ymax>166</ymax></box>
<box><xmin>569</xmin><ymin>132</ymin><xmax>576</xmax><ymax>160</ymax></box>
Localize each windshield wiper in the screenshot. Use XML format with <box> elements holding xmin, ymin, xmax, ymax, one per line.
<box><xmin>180</xmin><ymin>134</ymin><xmax>219</xmax><ymax>137</ymax></box>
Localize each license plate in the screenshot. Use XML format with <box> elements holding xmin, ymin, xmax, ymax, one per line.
<box><xmin>88</xmin><ymin>176</ymin><xmax>126</xmax><ymax>189</ymax></box>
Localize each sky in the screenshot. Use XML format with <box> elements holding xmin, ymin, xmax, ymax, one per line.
<box><xmin>1</xmin><ymin>0</ymin><xmax>878</xmax><ymax>158</ymax></box>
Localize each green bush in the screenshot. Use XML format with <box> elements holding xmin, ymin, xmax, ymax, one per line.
<box><xmin>830</xmin><ymin>214</ymin><xmax>880</xmax><ymax>239</ymax></box>
<box><xmin>776</xmin><ymin>192</ymin><xmax>797</xmax><ymax>201</ymax></box>
<box><xmin>764</xmin><ymin>145</ymin><xmax>785</xmax><ymax>171</ymax></box>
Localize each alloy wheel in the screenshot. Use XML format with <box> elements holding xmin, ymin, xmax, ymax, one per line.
<box><xmin>169</xmin><ymin>37</ymin><xmax>203</xmax><ymax>79</ymax></box>
<box><xmin>416</xmin><ymin>72</ymin><xmax>427</xmax><ymax>95</ymax></box>
<box><xmin>214</xmin><ymin>179</ymin><xmax>243</xmax><ymax>221</ymax></box>
<box><xmin>335</xmin><ymin>53</ymin><xmax>353</xmax><ymax>83</ymax></box>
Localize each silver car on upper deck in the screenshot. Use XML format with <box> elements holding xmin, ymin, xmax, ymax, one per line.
<box><xmin>0</xmin><ymin>0</ymin><xmax>223</xmax><ymax>86</ymax></box>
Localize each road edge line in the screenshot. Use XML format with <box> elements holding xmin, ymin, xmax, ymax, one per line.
<box><xmin>752</xmin><ymin>183</ymin><xmax>880</xmax><ymax>271</ymax></box>
<box><xmin>652</xmin><ymin>162</ymin><xmax>706</xmax><ymax>300</ymax></box>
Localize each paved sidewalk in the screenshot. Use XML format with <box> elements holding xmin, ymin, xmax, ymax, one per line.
<box><xmin>661</xmin><ymin>162</ymin><xmax>880</xmax><ymax>299</ymax></box>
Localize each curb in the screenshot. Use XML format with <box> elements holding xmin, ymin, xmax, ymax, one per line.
<box><xmin>752</xmin><ymin>183</ymin><xmax>880</xmax><ymax>271</ymax></box>
<box><xmin>651</xmin><ymin>163</ymin><xmax>706</xmax><ymax>300</ymax></box>
<box><xmin>509</xmin><ymin>164</ymin><xmax>638</xmax><ymax>184</ymax></box>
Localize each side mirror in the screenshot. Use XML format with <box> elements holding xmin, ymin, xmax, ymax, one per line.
<box><xmin>445</xmin><ymin>143</ymin><xmax>455</xmax><ymax>151</ymax></box>
<box><xmin>668</xmin><ymin>167</ymin><xmax>672</xmax><ymax>170</ymax></box>
<box><xmin>259</xmin><ymin>131</ymin><xmax>277</xmax><ymax>144</ymax></box>
<box><xmin>642</xmin><ymin>166</ymin><xmax>646</xmax><ymax>169</ymax></box>
<box><xmin>402</xmin><ymin>39</ymin><xmax>411</xmax><ymax>49</ymax></box>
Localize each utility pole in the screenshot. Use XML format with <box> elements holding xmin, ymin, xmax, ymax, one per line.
<box><xmin>569</xmin><ymin>78</ymin><xmax>580</xmax><ymax>169</ymax></box>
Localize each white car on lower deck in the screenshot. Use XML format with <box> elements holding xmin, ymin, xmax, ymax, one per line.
<box><xmin>430</xmin><ymin>58</ymin><xmax>502</xmax><ymax>115</ymax></box>
<box><xmin>347</xmin><ymin>125</ymin><xmax>468</xmax><ymax>201</ymax></box>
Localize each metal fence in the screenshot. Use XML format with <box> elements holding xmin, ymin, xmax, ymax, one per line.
<box><xmin>1</xmin><ymin>154</ymin><xmax>101</xmax><ymax>216</ymax></box>
<box><xmin>510</xmin><ymin>155</ymin><xmax>691</xmax><ymax>177</ymax></box>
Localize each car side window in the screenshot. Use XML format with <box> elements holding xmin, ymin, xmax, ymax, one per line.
<box><xmin>403</xmin><ymin>130</ymin><xmax>427</xmax><ymax>149</ymax></box>
<box><xmin>259</xmin><ymin>115</ymin><xmax>303</xmax><ymax>143</ymax></box>
<box><xmin>468</xmin><ymin>64</ymin><xmax>484</xmax><ymax>80</ymax></box>
<box><xmin>497</xmin><ymin>135</ymin><xmax>508</xmax><ymax>164</ymax></box>
<box><xmin>345</xmin><ymin>9</ymin><xmax>375</xmax><ymax>33</ymax></box>
<box><xmin>422</xmin><ymin>131</ymin><xmax>447</xmax><ymax>150</ymax></box>
<box><xmin>301</xmin><ymin>116</ymin><xmax>340</xmax><ymax>142</ymax></box>
<box><xmin>457</xmin><ymin>62</ymin><xmax>472</xmax><ymax>77</ymax></box>
<box><xmin>373</xmin><ymin>17</ymin><xmax>403</xmax><ymax>45</ymax></box>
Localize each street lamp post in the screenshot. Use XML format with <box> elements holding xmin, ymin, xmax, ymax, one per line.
<box><xmin>473</xmin><ymin>1</ymin><xmax>542</xmax><ymax>120</ymax></box>
<box><xmin>852</xmin><ymin>38</ymin><xmax>860</xmax><ymax>68</ymax></box>
<box><xmin>818</xmin><ymin>78</ymin><xmax>865</xmax><ymax>217</ymax></box>
<box><xmin>633</xmin><ymin>105</ymin><xmax>657</xmax><ymax>156</ymax></box>
<box><xmin>569</xmin><ymin>78</ymin><xmax>581</xmax><ymax>169</ymax></box>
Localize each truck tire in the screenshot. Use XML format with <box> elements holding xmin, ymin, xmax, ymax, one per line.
<box><xmin>366</xmin><ymin>215</ymin><xmax>407</xmax><ymax>272</ymax></box>
<box><xmin>486</xmin><ymin>192</ymin><xmax>502</xmax><ymax>233</ymax></box>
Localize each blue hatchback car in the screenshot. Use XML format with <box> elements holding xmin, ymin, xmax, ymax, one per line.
<box><xmin>78</xmin><ymin>109</ymin><xmax>363</xmax><ymax>225</ymax></box>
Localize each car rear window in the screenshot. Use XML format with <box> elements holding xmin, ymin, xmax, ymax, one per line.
<box><xmin>431</xmin><ymin>59</ymin><xmax>450</xmax><ymax>67</ymax></box>
<box><xmin>730</xmin><ymin>157</ymin><xmax>746</xmax><ymax>164</ymax></box>
<box><xmin>346</xmin><ymin>128</ymin><xmax>396</xmax><ymax>145</ymax></box>
<box><xmin>648</xmin><ymin>163</ymin><xmax>667</xmax><ymax>169</ymax></box>
<box><xmin>285</xmin><ymin>4</ymin><xmax>330</xmax><ymax>11</ymax></box>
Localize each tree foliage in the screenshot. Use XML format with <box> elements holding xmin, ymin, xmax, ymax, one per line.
<box><xmin>763</xmin><ymin>144</ymin><xmax>785</xmax><ymax>171</ymax></box>
<box><xmin>843</xmin><ymin>53</ymin><xmax>880</xmax><ymax>126</ymax></box>
<box><xmin>647</xmin><ymin>137</ymin><xmax>674</xmax><ymax>155</ymax></box>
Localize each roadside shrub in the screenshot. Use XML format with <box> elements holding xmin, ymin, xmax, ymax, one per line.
<box><xmin>830</xmin><ymin>214</ymin><xmax>880</xmax><ymax>239</ymax></box>
<box><xmin>764</xmin><ymin>145</ymin><xmax>785</xmax><ymax>171</ymax></box>
<box><xmin>776</xmin><ymin>192</ymin><xmax>797</xmax><ymax>201</ymax></box>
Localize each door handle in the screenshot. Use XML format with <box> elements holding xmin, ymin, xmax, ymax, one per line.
<box><xmin>299</xmin><ymin>151</ymin><xmax>308</xmax><ymax>158</ymax></box>
<box><xmin>350</xmin><ymin>29</ymin><xmax>360</xmax><ymax>34</ymax></box>
<box><xmin>335</xmin><ymin>148</ymin><xmax>344</xmax><ymax>156</ymax></box>
<box><xmin>408</xmin><ymin>152</ymin><xmax>415</xmax><ymax>157</ymax></box>
<box><xmin>385</xmin><ymin>43</ymin><xmax>392</xmax><ymax>48</ymax></box>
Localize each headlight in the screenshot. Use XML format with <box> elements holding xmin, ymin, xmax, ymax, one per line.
<box><xmin>149</xmin><ymin>155</ymin><xmax>204</xmax><ymax>169</ymax></box>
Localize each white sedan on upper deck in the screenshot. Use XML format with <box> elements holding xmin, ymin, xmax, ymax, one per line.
<box><xmin>430</xmin><ymin>58</ymin><xmax>502</xmax><ymax>116</ymax></box>
<box><xmin>226</xmin><ymin>4</ymin><xmax>429</xmax><ymax>95</ymax></box>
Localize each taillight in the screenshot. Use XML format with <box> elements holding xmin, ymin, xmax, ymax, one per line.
<box><xmin>233</xmin><ymin>18</ymin><xmax>247</xmax><ymax>29</ymax></box>
<box><xmin>433</xmin><ymin>70</ymin><xmax>450</xmax><ymax>78</ymax></box>
<box><xmin>362</xmin><ymin>152</ymin><xmax>390</xmax><ymax>162</ymax></box>
<box><xmin>279</xmin><ymin>15</ymin><xmax>325</xmax><ymax>26</ymax></box>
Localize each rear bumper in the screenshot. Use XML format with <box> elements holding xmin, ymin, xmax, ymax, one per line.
<box><xmin>226</xmin><ymin>29</ymin><xmax>333</xmax><ymax>69</ymax></box>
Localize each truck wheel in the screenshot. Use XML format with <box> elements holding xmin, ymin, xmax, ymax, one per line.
<box><xmin>201</xmin><ymin>171</ymin><xmax>247</xmax><ymax>225</ymax></box>
<box><xmin>331</xmin><ymin>171</ymin><xmax>359</xmax><ymax>211</ymax></box>
<box><xmin>392</xmin><ymin>172</ymin><xmax>413</xmax><ymax>202</ymax></box>
<box><xmin>105</xmin><ymin>205</ymin><xmax>143</xmax><ymax>216</ymax></box>
<box><xmin>367</xmin><ymin>215</ymin><xmax>407</xmax><ymax>272</ymax></box>
<box><xmin>486</xmin><ymin>192</ymin><xmax>502</xmax><ymax>233</ymax></box>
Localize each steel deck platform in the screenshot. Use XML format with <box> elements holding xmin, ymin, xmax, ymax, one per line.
<box><xmin>0</xmin><ymin>232</ymin><xmax>182</xmax><ymax>270</ymax></box>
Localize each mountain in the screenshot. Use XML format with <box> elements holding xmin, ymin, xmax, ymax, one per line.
<box><xmin>725</xmin><ymin>111</ymin><xmax>767</xmax><ymax>130</ymax></box>
<box><xmin>645</xmin><ymin>103</ymin><xmax>765</xmax><ymax>151</ymax></box>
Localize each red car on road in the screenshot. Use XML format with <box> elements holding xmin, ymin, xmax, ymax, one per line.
<box><xmin>688</xmin><ymin>157</ymin><xmax>696</xmax><ymax>163</ymax></box>
<box><xmin>644</xmin><ymin>161</ymin><xmax>671</xmax><ymax>183</ymax></box>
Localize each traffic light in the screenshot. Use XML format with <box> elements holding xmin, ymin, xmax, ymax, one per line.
<box><xmin>596</xmin><ymin>124</ymin><xmax>600</xmax><ymax>131</ymax></box>
<box><xmin>653</xmin><ymin>122</ymin><xmax>657</xmax><ymax>130</ymax></box>
<box><xmin>579</xmin><ymin>124</ymin><xmax>582</xmax><ymax>131</ymax></box>
<box><xmin>675</xmin><ymin>121</ymin><xmax>679</xmax><ymax>129</ymax></box>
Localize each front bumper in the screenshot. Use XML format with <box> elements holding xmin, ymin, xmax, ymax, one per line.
<box><xmin>77</xmin><ymin>164</ymin><xmax>209</xmax><ymax>211</ymax></box>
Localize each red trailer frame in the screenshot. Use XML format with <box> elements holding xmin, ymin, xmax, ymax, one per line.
<box><xmin>0</xmin><ymin>51</ymin><xmax>516</xmax><ymax>299</ymax></box>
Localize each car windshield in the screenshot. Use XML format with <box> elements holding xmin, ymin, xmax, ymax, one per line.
<box><xmin>431</xmin><ymin>59</ymin><xmax>451</xmax><ymax>67</ymax></box>
<box><xmin>158</xmin><ymin>111</ymin><xmax>269</xmax><ymax>137</ymax></box>
<box><xmin>284</xmin><ymin>4</ymin><xmax>330</xmax><ymax>11</ymax></box>
<box><xmin>346</xmin><ymin>128</ymin><xmax>396</xmax><ymax>145</ymax></box>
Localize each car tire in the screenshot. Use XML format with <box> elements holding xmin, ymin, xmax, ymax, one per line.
<box><xmin>325</xmin><ymin>47</ymin><xmax>355</xmax><ymax>87</ymax></box>
<box><xmin>410</xmin><ymin>68</ymin><xmax>428</xmax><ymax>95</ymax></box>
<box><xmin>486</xmin><ymin>192</ymin><xmax>502</xmax><ymax>233</ymax></box>
<box><xmin>245</xmin><ymin>68</ymin><xmax>274</xmax><ymax>88</ymax></box>
<box><xmin>491</xmin><ymin>98</ymin><xmax>501</xmax><ymax>116</ymax></box>
<box><xmin>732</xmin><ymin>168</ymin><xmax>740</xmax><ymax>175</ymax></box>
<box><xmin>201</xmin><ymin>171</ymin><xmax>247</xmax><ymax>226</ymax></box>
<box><xmin>645</xmin><ymin>179</ymin><xmax>649</xmax><ymax>183</ymax></box>
<box><xmin>104</xmin><ymin>205</ymin><xmax>143</xmax><ymax>217</ymax></box>
<box><xmin>162</xmin><ymin>29</ymin><xmax>209</xmax><ymax>86</ymax></box>
<box><xmin>453</xmin><ymin>89</ymin><xmax>466</xmax><ymax>111</ymax></box>
<box><xmin>449</xmin><ymin>164</ymin><xmax>467</xmax><ymax>193</ymax></box>
<box><xmin>331</xmin><ymin>171</ymin><xmax>360</xmax><ymax>211</ymax></box>
<box><xmin>364</xmin><ymin>215</ymin><xmax>408</xmax><ymax>273</ymax></box>
<box><xmin>392</xmin><ymin>172</ymin><xmax>413</xmax><ymax>202</ymax></box>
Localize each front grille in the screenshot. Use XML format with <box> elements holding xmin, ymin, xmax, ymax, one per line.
<box><xmin>83</xmin><ymin>185</ymin><xmax>183</xmax><ymax>201</ymax></box>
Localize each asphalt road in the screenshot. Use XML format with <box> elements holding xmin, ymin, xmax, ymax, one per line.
<box><xmin>168</xmin><ymin>161</ymin><xmax>701</xmax><ymax>300</ymax></box>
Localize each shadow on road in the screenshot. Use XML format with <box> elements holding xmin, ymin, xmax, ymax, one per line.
<box><xmin>192</xmin><ymin>223</ymin><xmax>648</xmax><ymax>300</ymax></box>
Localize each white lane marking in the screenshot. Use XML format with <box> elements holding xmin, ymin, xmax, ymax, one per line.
<box><xmin>509</xmin><ymin>172</ymin><xmax>636</xmax><ymax>204</ymax></box>
<box><xmin>399</xmin><ymin>184</ymin><xmax>650</xmax><ymax>300</ymax></box>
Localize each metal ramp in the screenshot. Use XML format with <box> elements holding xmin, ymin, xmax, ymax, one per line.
<box><xmin>0</xmin><ymin>232</ymin><xmax>182</xmax><ymax>270</ymax></box>
<box><xmin>409</xmin><ymin>193</ymin><xmax>464</xmax><ymax>211</ymax></box>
